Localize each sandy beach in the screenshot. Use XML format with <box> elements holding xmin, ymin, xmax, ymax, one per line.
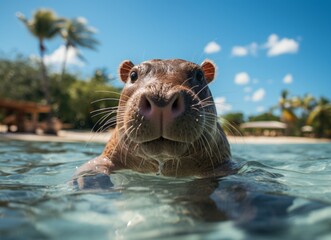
<box><xmin>1</xmin><ymin>130</ymin><xmax>330</xmax><ymax>144</ymax></box>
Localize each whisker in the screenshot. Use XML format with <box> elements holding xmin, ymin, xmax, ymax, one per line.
<box><xmin>91</xmin><ymin>106</ymin><xmax>118</xmax><ymax>114</ymax></box>
<box><xmin>91</xmin><ymin>98</ymin><xmax>120</xmax><ymax>104</ymax></box>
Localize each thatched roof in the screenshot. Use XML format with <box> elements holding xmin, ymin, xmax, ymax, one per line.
<box><xmin>240</xmin><ymin>121</ymin><xmax>287</xmax><ymax>129</ymax></box>
<box><xmin>0</xmin><ymin>99</ymin><xmax>50</xmax><ymax>113</ymax></box>
<box><xmin>301</xmin><ymin>125</ymin><xmax>313</xmax><ymax>132</ymax></box>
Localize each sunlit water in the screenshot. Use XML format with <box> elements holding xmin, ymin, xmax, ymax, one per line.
<box><xmin>1</xmin><ymin>138</ymin><xmax>331</xmax><ymax>240</ymax></box>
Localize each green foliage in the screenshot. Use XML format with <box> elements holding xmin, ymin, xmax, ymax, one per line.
<box><xmin>56</xmin><ymin>75</ymin><xmax>119</xmax><ymax>129</ymax></box>
<box><xmin>278</xmin><ymin>89</ymin><xmax>297</xmax><ymax>124</ymax></box>
<box><xmin>248</xmin><ymin>112</ymin><xmax>279</xmax><ymax>122</ymax></box>
<box><xmin>307</xmin><ymin>97</ymin><xmax>331</xmax><ymax>138</ymax></box>
<box><xmin>17</xmin><ymin>9</ymin><xmax>65</xmax><ymax>110</ymax></box>
<box><xmin>0</xmin><ymin>57</ymin><xmax>121</xmax><ymax>130</ymax></box>
<box><xmin>17</xmin><ymin>9</ymin><xmax>63</xmax><ymax>41</ymax></box>
<box><xmin>221</xmin><ymin>112</ymin><xmax>244</xmax><ymax>125</ymax></box>
<box><xmin>60</xmin><ymin>17</ymin><xmax>99</xmax><ymax>51</ymax></box>
<box><xmin>91</xmin><ymin>68</ymin><xmax>115</xmax><ymax>85</ymax></box>
<box><xmin>220</xmin><ymin>112</ymin><xmax>244</xmax><ymax>136</ymax></box>
<box><xmin>59</xmin><ymin>17</ymin><xmax>99</xmax><ymax>78</ymax></box>
<box><xmin>268</xmin><ymin>90</ymin><xmax>331</xmax><ymax>137</ymax></box>
<box><xmin>14</xmin><ymin>9</ymin><xmax>110</xmax><ymax>130</ymax></box>
<box><xmin>0</xmin><ymin>57</ymin><xmax>44</xmax><ymax>101</ymax></box>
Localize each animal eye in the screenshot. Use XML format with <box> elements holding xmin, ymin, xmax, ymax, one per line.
<box><xmin>196</xmin><ymin>70</ymin><xmax>204</xmax><ymax>81</ymax></box>
<box><xmin>130</xmin><ymin>71</ymin><xmax>138</xmax><ymax>82</ymax></box>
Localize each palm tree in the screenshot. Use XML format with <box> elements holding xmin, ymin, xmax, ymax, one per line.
<box><xmin>298</xmin><ymin>94</ymin><xmax>316</xmax><ymax>130</ymax></box>
<box><xmin>59</xmin><ymin>17</ymin><xmax>99</xmax><ymax>80</ymax></box>
<box><xmin>278</xmin><ymin>90</ymin><xmax>297</xmax><ymax>135</ymax></box>
<box><xmin>307</xmin><ymin>97</ymin><xmax>331</xmax><ymax>138</ymax></box>
<box><xmin>17</xmin><ymin>9</ymin><xmax>63</xmax><ymax>105</ymax></box>
<box><xmin>300</xmin><ymin>94</ymin><xmax>316</xmax><ymax>116</ymax></box>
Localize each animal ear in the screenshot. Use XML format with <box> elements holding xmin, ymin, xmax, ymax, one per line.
<box><xmin>119</xmin><ymin>60</ymin><xmax>134</xmax><ymax>83</ymax></box>
<box><xmin>201</xmin><ymin>60</ymin><xmax>216</xmax><ymax>83</ymax></box>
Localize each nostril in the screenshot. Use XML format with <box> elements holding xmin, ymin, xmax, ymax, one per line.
<box><xmin>172</xmin><ymin>97</ymin><xmax>179</xmax><ymax>111</ymax></box>
<box><xmin>139</xmin><ymin>95</ymin><xmax>152</xmax><ymax>116</ymax></box>
<box><xmin>170</xmin><ymin>94</ymin><xmax>185</xmax><ymax>116</ymax></box>
<box><xmin>143</xmin><ymin>96</ymin><xmax>152</xmax><ymax>111</ymax></box>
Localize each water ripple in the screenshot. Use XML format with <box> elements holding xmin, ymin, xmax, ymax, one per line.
<box><xmin>0</xmin><ymin>140</ymin><xmax>331</xmax><ymax>239</ymax></box>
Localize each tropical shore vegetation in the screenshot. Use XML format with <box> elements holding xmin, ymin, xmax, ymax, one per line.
<box><xmin>221</xmin><ymin>90</ymin><xmax>331</xmax><ymax>138</ymax></box>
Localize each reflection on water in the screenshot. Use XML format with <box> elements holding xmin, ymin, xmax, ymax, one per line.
<box><xmin>0</xmin><ymin>139</ymin><xmax>331</xmax><ymax>239</ymax></box>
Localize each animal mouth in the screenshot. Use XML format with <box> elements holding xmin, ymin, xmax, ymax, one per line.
<box><xmin>142</xmin><ymin>136</ymin><xmax>185</xmax><ymax>145</ymax></box>
<box><xmin>138</xmin><ymin>136</ymin><xmax>189</xmax><ymax>158</ymax></box>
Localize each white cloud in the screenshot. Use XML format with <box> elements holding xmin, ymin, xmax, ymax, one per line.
<box><xmin>231</xmin><ymin>35</ymin><xmax>299</xmax><ymax>58</ymax></box>
<box><xmin>252</xmin><ymin>88</ymin><xmax>266</xmax><ymax>102</ymax></box>
<box><xmin>234</xmin><ymin>72</ymin><xmax>250</xmax><ymax>85</ymax></box>
<box><xmin>265</xmin><ymin>34</ymin><xmax>299</xmax><ymax>57</ymax></box>
<box><xmin>204</xmin><ymin>41</ymin><xmax>221</xmax><ymax>54</ymax></box>
<box><xmin>231</xmin><ymin>42</ymin><xmax>258</xmax><ymax>57</ymax></box>
<box><xmin>256</xmin><ymin>106</ymin><xmax>265</xmax><ymax>112</ymax></box>
<box><xmin>44</xmin><ymin>45</ymin><xmax>84</xmax><ymax>70</ymax></box>
<box><xmin>232</xmin><ymin>46</ymin><xmax>248</xmax><ymax>56</ymax></box>
<box><xmin>265</xmin><ymin>34</ymin><xmax>278</xmax><ymax>48</ymax></box>
<box><xmin>283</xmin><ymin>74</ymin><xmax>293</xmax><ymax>84</ymax></box>
<box><xmin>214</xmin><ymin>97</ymin><xmax>232</xmax><ymax>114</ymax></box>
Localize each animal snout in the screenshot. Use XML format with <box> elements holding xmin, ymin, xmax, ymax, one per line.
<box><xmin>139</xmin><ymin>92</ymin><xmax>185</xmax><ymax>125</ymax></box>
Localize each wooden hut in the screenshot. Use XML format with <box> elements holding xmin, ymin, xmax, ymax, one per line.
<box><xmin>0</xmin><ymin>99</ymin><xmax>51</xmax><ymax>133</ymax></box>
<box><xmin>240</xmin><ymin>121</ymin><xmax>287</xmax><ymax>136</ymax></box>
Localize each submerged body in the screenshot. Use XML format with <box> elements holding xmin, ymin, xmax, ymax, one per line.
<box><xmin>74</xmin><ymin>59</ymin><xmax>231</xmax><ymax>184</ymax></box>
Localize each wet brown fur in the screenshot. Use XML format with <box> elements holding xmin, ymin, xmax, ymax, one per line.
<box><xmin>75</xmin><ymin>59</ymin><xmax>231</xmax><ymax>179</ymax></box>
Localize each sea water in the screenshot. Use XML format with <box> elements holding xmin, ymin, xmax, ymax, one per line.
<box><xmin>0</xmin><ymin>138</ymin><xmax>331</xmax><ymax>240</ymax></box>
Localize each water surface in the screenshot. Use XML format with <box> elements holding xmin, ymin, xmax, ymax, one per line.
<box><xmin>1</xmin><ymin>139</ymin><xmax>331</xmax><ymax>239</ymax></box>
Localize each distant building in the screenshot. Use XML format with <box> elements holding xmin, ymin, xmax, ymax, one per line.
<box><xmin>240</xmin><ymin>121</ymin><xmax>287</xmax><ymax>136</ymax></box>
<box><xmin>0</xmin><ymin>99</ymin><xmax>51</xmax><ymax>133</ymax></box>
<box><xmin>301</xmin><ymin>125</ymin><xmax>314</xmax><ymax>137</ymax></box>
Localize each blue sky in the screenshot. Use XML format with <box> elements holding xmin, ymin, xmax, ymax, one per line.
<box><xmin>1</xmin><ymin>0</ymin><xmax>331</xmax><ymax>116</ymax></box>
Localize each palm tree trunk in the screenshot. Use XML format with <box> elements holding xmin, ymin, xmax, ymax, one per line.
<box><xmin>39</xmin><ymin>38</ymin><xmax>50</xmax><ymax>105</ymax></box>
<box><xmin>61</xmin><ymin>43</ymin><xmax>69</xmax><ymax>81</ymax></box>
<box><xmin>316</xmin><ymin>114</ymin><xmax>325</xmax><ymax>138</ymax></box>
<box><xmin>39</xmin><ymin>38</ymin><xmax>57</xmax><ymax>135</ymax></box>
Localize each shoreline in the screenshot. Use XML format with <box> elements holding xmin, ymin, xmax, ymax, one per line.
<box><xmin>1</xmin><ymin>130</ymin><xmax>330</xmax><ymax>144</ymax></box>
<box><xmin>227</xmin><ymin>136</ymin><xmax>331</xmax><ymax>144</ymax></box>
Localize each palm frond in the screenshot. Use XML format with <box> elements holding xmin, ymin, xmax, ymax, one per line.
<box><xmin>17</xmin><ymin>9</ymin><xmax>62</xmax><ymax>40</ymax></box>
<box><xmin>281</xmin><ymin>109</ymin><xmax>297</xmax><ymax>123</ymax></box>
<box><xmin>61</xmin><ymin>17</ymin><xmax>99</xmax><ymax>50</ymax></box>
